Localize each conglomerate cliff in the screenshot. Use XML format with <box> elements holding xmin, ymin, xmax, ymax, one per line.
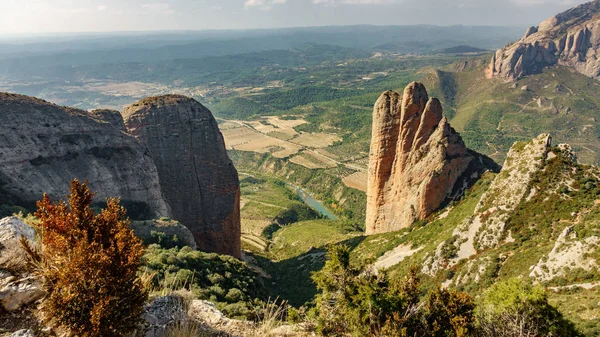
<box><xmin>366</xmin><ymin>83</ymin><xmax>497</xmax><ymax>235</ymax></box>
<box><xmin>0</xmin><ymin>93</ymin><xmax>169</xmax><ymax>219</ymax></box>
<box><xmin>490</xmin><ymin>0</ymin><xmax>600</xmax><ymax>81</ymax></box>
<box><xmin>123</xmin><ymin>95</ymin><xmax>241</xmax><ymax>258</ymax></box>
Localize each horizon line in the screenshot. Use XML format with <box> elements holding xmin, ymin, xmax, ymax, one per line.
<box><xmin>0</xmin><ymin>23</ymin><xmax>528</xmax><ymax>40</ymax></box>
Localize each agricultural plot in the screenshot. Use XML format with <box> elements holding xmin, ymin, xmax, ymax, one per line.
<box><xmin>84</xmin><ymin>81</ymin><xmax>170</xmax><ymax>97</ymax></box>
<box><xmin>342</xmin><ymin>171</ymin><xmax>368</xmax><ymax>192</ymax></box>
<box><xmin>291</xmin><ymin>132</ymin><xmax>341</xmax><ymax>148</ymax></box>
<box><xmin>290</xmin><ymin>150</ymin><xmax>339</xmax><ymax>169</ymax></box>
<box><xmin>221</xmin><ymin>125</ymin><xmax>302</xmax><ymax>158</ymax></box>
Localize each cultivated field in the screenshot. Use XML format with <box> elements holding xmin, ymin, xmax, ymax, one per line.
<box><xmin>220</xmin><ymin>117</ymin><xmax>371</xmax><ymax>191</ymax></box>
<box><xmin>291</xmin><ymin>132</ymin><xmax>341</xmax><ymax>148</ymax></box>
<box><xmin>221</xmin><ymin>125</ymin><xmax>302</xmax><ymax>158</ymax></box>
<box><xmin>290</xmin><ymin>150</ymin><xmax>338</xmax><ymax>169</ymax></box>
<box><xmin>342</xmin><ymin>171</ymin><xmax>368</xmax><ymax>192</ymax></box>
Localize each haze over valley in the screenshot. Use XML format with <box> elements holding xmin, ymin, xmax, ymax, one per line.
<box><xmin>2</xmin><ymin>1</ymin><xmax>600</xmax><ymax>337</ymax></box>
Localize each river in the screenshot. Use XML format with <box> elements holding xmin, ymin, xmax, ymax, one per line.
<box><xmin>291</xmin><ymin>185</ymin><xmax>338</xmax><ymax>220</ymax></box>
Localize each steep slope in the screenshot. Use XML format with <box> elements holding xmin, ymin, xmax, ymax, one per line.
<box><xmin>0</xmin><ymin>93</ymin><xmax>169</xmax><ymax>219</ymax></box>
<box><xmin>365</xmin><ymin>82</ymin><xmax>498</xmax><ymax>234</ymax></box>
<box><xmin>490</xmin><ymin>0</ymin><xmax>600</xmax><ymax>81</ymax></box>
<box><xmin>420</xmin><ymin>61</ymin><xmax>600</xmax><ymax>165</ymax></box>
<box><xmin>353</xmin><ymin>135</ymin><xmax>600</xmax><ymax>334</ymax></box>
<box><xmin>123</xmin><ymin>95</ymin><xmax>241</xmax><ymax>258</ymax></box>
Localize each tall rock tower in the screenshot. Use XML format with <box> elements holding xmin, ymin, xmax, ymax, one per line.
<box><xmin>123</xmin><ymin>95</ymin><xmax>241</xmax><ymax>258</ymax></box>
<box><xmin>366</xmin><ymin>83</ymin><xmax>496</xmax><ymax>235</ymax></box>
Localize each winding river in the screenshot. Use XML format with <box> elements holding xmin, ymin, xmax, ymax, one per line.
<box><xmin>291</xmin><ymin>185</ymin><xmax>338</xmax><ymax>220</ymax></box>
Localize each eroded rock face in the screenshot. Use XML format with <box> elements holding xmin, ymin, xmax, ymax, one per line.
<box><xmin>0</xmin><ymin>217</ymin><xmax>36</xmax><ymax>244</ymax></box>
<box><xmin>366</xmin><ymin>83</ymin><xmax>497</xmax><ymax>235</ymax></box>
<box><xmin>0</xmin><ymin>93</ymin><xmax>169</xmax><ymax>220</ymax></box>
<box><xmin>490</xmin><ymin>0</ymin><xmax>600</xmax><ymax>81</ymax></box>
<box><xmin>89</xmin><ymin>109</ymin><xmax>127</xmax><ymax>131</ymax></box>
<box><xmin>123</xmin><ymin>95</ymin><xmax>241</xmax><ymax>258</ymax></box>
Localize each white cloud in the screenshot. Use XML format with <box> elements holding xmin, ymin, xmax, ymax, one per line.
<box><xmin>510</xmin><ymin>0</ymin><xmax>582</xmax><ymax>6</ymax></box>
<box><xmin>142</xmin><ymin>3</ymin><xmax>176</xmax><ymax>14</ymax></box>
<box><xmin>313</xmin><ymin>0</ymin><xmax>397</xmax><ymax>5</ymax></box>
<box><xmin>244</xmin><ymin>0</ymin><xmax>287</xmax><ymax>10</ymax></box>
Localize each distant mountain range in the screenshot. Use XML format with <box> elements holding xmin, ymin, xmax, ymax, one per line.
<box><xmin>0</xmin><ymin>25</ymin><xmax>523</xmax><ymax>81</ymax></box>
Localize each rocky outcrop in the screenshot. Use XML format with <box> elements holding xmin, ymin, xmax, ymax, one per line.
<box><xmin>89</xmin><ymin>108</ymin><xmax>127</xmax><ymax>131</ymax></box>
<box><xmin>0</xmin><ymin>93</ymin><xmax>169</xmax><ymax>220</ymax></box>
<box><xmin>422</xmin><ymin>135</ymin><xmax>553</xmax><ymax>277</ymax></box>
<box><xmin>490</xmin><ymin>0</ymin><xmax>600</xmax><ymax>81</ymax></box>
<box><xmin>7</xmin><ymin>330</ymin><xmax>35</xmax><ymax>337</ymax></box>
<box><xmin>123</xmin><ymin>95</ymin><xmax>241</xmax><ymax>258</ymax></box>
<box><xmin>0</xmin><ymin>274</ymin><xmax>44</xmax><ymax>312</ymax></box>
<box><xmin>0</xmin><ymin>217</ymin><xmax>44</xmax><ymax>312</ymax></box>
<box><xmin>366</xmin><ymin>83</ymin><xmax>497</xmax><ymax>235</ymax></box>
<box><xmin>131</xmin><ymin>218</ymin><xmax>197</xmax><ymax>250</ymax></box>
<box><xmin>143</xmin><ymin>295</ymin><xmax>187</xmax><ymax>337</ymax></box>
<box><xmin>530</xmin><ymin>225</ymin><xmax>600</xmax><ymax>281</ymax></box>
<box><xmin>0</xmin><ymin>217</ymin><xmax>36</xmax><ymax>244</ymax></box>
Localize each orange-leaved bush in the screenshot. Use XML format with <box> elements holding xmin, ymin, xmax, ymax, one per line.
<box><xmin>30</xmin><ymin>179</ymin><xmax>148</xmax><ymax>337</ymax></box>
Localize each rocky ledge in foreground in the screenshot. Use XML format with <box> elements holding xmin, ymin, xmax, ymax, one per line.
<box><xmin>123</xmin><ymin>95</ymin><xmax>241</xmax><ymax>258</ymax></box>
<box><xmin>365</xmin><ymin>82</ymin><xmax>498</xmax><ymax>235</ymax></box>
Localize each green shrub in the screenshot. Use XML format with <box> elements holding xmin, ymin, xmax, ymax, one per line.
<box><xmin>312</xmin><ymin>245</ymin><xmax>475</xmax><ymax>336</ymax></box>
<box><xmin>141</xmin><ymin>245</ymin><xmax>266</xmax><ymax>319</ymax></box>
<box><xmin>476</xmin><ymin>278</ymin><xmax>582</xmax><ymax>337</ymax></box>
<box><xmin>148</xmin><ymin>230</ymin><xmax>182</xmax><ymax>249</ymax></box>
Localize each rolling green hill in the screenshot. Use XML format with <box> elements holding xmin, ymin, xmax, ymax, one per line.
<box><xmin>422</xmin><ymin>59</ymin><xmax>600</xmax><ymax>165</ymax></box>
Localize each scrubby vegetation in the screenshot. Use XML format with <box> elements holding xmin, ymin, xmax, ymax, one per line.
<box><xmin>311</xmin><ymin>246</ymin><xmax>582</xmax><ymax>337</ymax></box>
<box><xmin>141</xmin><ymin>245</ymin><xmax>266</xmax><ymax>319</ymax></box>
<box><xmin>28</xmin><ymin>179</ymin><xmax>147</xmax><ymax>337</ymax></box>
<box><xmin>476</xmin><ymin>278</ymin><xmax>581</xmax><ymax>337</ymax></box>
<box><xmin>312</xmin><ymin>245</ymin><xmax>474</xmax><ymax>337</ymax></box>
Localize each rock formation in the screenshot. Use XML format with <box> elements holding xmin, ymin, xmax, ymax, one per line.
<box><xmin>366</xmin><ymin>83</ymin><xmax>497</xmax><ymax>235</ymax></box>
<box><xmin>131</xmin><ymin>218</ymin><xmax>198</xmax><ymax>250</ymax></box>
<box><xmin>0</xmin><ymin>93</ymin><xmax>169</xmax><ymax>220</ymax></box>
<box><xmin>490</xmin><ymin>0</ymin><xmax>600</xmax><ymax>81</ymax></box>
<box><xmin>123</xmin><ymin>95</ymin><xmax>241</xmax><ymax>258</ymax></box>
<box><xmin>0</xmin><ymin>217</ymin><xmax>44</xmax><ymax>312</ymax></box>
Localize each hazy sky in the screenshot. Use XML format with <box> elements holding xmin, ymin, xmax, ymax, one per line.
<box><xmin>0</xmin><ymin>0</ymin><xmax>591</xmax><ymax>35</ymax></box>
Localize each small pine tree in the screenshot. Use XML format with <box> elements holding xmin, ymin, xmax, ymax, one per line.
<box><xmin>476</xmin><ymin>278</ymin><xmax>582</xmax><ymax>337</ymax></box>
<box><xmin>30</xmin><ymin>179</ymin><xmax>148</xmax><ymax>337</ymax></box>
<box><xmin>313</xmin><ymin>245</ymin><xmax>476</xmax><ymax>337</ymax></box>
<box><xmin>422</xmin><ymin>286</ymin><xmax>474</xmax><ymax>337</ymax></box>
<box><xmin>311</xmin><ymin>244</ymin><xmax>358</xmax><ymax>335</ymax></box>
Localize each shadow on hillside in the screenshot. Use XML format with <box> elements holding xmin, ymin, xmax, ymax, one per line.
<box><xmin>250</xmin><ymin>235</ymin><xmax>366</xmax><ymax>307</ymax></box>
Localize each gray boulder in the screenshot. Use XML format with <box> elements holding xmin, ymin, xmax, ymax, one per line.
<box><xmin>0</xmin><ymin>217</ymin><xmax>43</xmax><ymax>312</ymax></box>
<box><xmin>0</xmin><ymin>217</ymin><xmax>36</xmax><ymax>245</ymax></box>
<box><xmin>143</xmin><ymin>295</ymin><xmax>186</xmax><ymax>337</ymax></box>
<box><xmin>8</xmin><ymin>330</ymin><xmax>35</xmax><ymax>337</ymax></box>
<box><xmin>0</xmin><ymin>275</ymin><xmax>44</xmax><ymax>312</ymax></box>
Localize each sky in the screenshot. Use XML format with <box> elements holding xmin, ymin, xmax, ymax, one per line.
<box><xmin>0</xmin><ymin>0</ymin><xmax>591</xmax><ymax>35</ymax></box>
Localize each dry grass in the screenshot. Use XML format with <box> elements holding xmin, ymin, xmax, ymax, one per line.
<box><xmin>164</xmin><ymin>321</ymin><xmax>204</xmax><ymax>337</ymax></box>
<box><xmin>250</xmin><ymin>298</ymin><xmax>289</xmax><ymax>337</ymax></box>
